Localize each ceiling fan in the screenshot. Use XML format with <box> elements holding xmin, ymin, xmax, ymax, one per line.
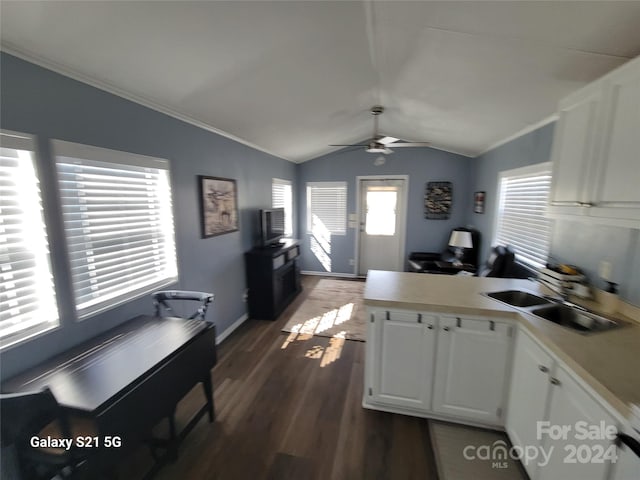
<box><xmin>330</xmin><ymin>105</ymin><xmax>431</xmax><ymax>155</ymax></box>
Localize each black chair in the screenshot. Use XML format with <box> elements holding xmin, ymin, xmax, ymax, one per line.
<box><xmin>408</xmin><ymin>227</ymin><xmax>481</xmax><ymax>273</ymax></box>
<box><xmin>150</xmin><ymin>290</ymin><xmax>216</xmax><ymax>461</ymax></box>
<box><xmin>478</xmin><ymin>245</ymin><xmax>514</xmax><ymax>277</ymax></box>
<box><xmin>152</xmin><ymin>290</ymin><xmax>214</xmax><ymax>321</ymax></box>
<box><xmin>0</xmin><ymin>387</ymin><xmax>92</xmax><ymax>479</ymax></box>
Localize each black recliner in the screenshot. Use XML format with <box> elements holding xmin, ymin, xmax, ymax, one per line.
<box><xmin>408</xmin><ymin>227</ymin><xmax>481</xmax><ymax>273</ymax></box>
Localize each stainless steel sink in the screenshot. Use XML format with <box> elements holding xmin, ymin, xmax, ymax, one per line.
<box><xmin>530</xmin><ymin>305</ymin><xmax>621</xmax><ymax>333</ymax></box>
<box><xmin>484</xmin><ymin>289</ymin><xmax>623</xmax><ymax>334</ymax></box>
<box><xmin>485</xmin><ymin>290</ymin><xmax>552</xmax><ymax>307</ymax></box>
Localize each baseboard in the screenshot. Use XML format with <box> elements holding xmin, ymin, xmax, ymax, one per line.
<box><xmin>301</xmin><ymin>270</ymin><xmax>359</xmax><ymax>278</ymax></box>
<box><xmin>216</xmin><ymin>313</ymin><xmax>248</xmax><ymax>345</ymax></box>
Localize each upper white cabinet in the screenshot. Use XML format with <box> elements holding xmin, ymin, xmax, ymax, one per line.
<box><xmin>549</xmin><ymin>83</ymin><xmax>602</xmax><ymax>210</ymax></box>
<box><xmin>432</xmin><ymin>315</ymin><xmax>512</xmax><ymax>425</ymax></box>
<box><xmin>367</xmin><ymin>309</ymin><xmax>437</xmax><ymax>410</ymax></box>
<box><xmin>549</xmin><ymin>55</ymin><xmax>640</xmax><ymax>226</ymax></box>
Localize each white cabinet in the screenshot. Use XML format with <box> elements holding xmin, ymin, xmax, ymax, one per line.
<box><xmin>548</xmin><ymin>55</ymin><xmax>640</xmax><ymax>226</ymax></box>
<box><xmin>506</xmin><ymin>329</ymin><xmax>555</xmax><ymax>480</ymax></box>
<box><xmin>507</xmin><ymin>328</ymin><xmax>618</xmax><ymax>480</ymax></box>
<box><xmin>432</xmin><ymin>315</ymin><xmax>512</xmax><ymax>425</ymax></box>
<box><xmin>590</xmin><ymin>59</ymin><xmax>640</xmax><ymax>222</ymax></box>
<box><xmin>538</xmin><ymin>365</ymin><xmax>616</xmax><ymax>480</ymax></box>
<box><xmin>549</xmin><ymin>83</ymin><xmax>602</xmax><ymax>210</ymax></box>
<box><xmin>610</xmin><ymin>436</ymin><xmax>640</xmax><ymax>480</ymax></box>
<box><xmin>367</xmin><ymin>309</ymin><xmax>437</xmax><ymax>410</ymax></box>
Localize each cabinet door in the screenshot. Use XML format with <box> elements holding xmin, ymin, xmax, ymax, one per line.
<box><xmin>538</xmin><ymin>366</ymin><xmax>616</xmax><ymax>480</ymax></box>
<box><xmin>549</xmin><ymin>84</ymin><xmax>602</xmax><ymax>209</ymax></box>
<box><xmin>506</xmin><ymin>329</ymin><xmax>554</xmax><ymax>480</ymax></box>
<box><xmin>432</xmin><ymin>316</ymin><xmax>512</xmax><ymax>424</ymax></box>
<box><xmin>610</xmin><ymin>439</ymin><xmax>640</xmax><ymax>480</ymax></box>
<box><xmin>591</xmin><ymin>58</ymin><xmax>640</xmax><ymax>221</ymax></box>
<box><xmin>370</xmin><ymin>310</ymin><xmax>437</xmax><ymax>410</ymax></box>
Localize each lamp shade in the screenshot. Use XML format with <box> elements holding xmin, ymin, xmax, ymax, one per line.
<box><xmin>448</xmin><ymin>230</ymin><xmax>473</xmax><ymax>249</ymax></box>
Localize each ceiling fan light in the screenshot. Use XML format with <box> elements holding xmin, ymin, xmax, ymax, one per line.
<box><xmin>377</xmin><ymin>136</ymin><xmax>398</xmax><ymax>145</ymax></box>
<box><xmin>374</xmin><ymin>155</ymin><xmax>386</xmax><ymax>166</ymax></box>
<box><xmin>366</xmin><ymin>144</ymin><xmax>393</xmax><ymax>154</ymax></box>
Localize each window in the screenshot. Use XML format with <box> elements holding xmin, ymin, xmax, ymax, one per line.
<box><xmin>306</xmin><ymin>182</ymin><xmax>347</xmax><ymax>235</ymax></box>
<box><xmin>1</xmin><ymin>131</ymin><xmax>59</xmax><ymax>348</ymax></box>
<box><xmin>494</xmin><ymin>162</ymin><xmax>553</xmax><ymax>269</ymax></box>
<box><xmin>54</xmin><ymin>140</ymin><xmax>178</xmax><ymax>319</ymax></box>
<box><xmin>272</xmin><ymin>178</ymin><xmax>293</xmax><ymax>237</ymax></box>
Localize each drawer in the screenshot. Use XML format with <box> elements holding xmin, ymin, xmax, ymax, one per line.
<box><xmin>286</xmin><ymin>246</ymin><xmax>300</xmax><ymax>261</ymax></box>
<box><xmin>273</xmin><ymin>254</ymin><xmax>285</xmax><ymax>269</ymax></box>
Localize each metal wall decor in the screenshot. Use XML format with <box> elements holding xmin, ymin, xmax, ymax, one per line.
<box><xmin>425</xmin><ymin>181</ymin><xmax>452</xmax><ymax>219</ymax></box>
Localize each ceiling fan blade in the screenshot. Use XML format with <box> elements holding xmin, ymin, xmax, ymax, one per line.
<box><xmin>329</xmin><ymin>144</ymin><xmax>369</xmax><ymax>147</ymax></box>
<box><xmin>389</xmin><ymin>142</ymin><xmax>431</xmax><ymax>148</ymax></box>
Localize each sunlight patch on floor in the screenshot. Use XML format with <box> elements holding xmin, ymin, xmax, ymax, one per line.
<box><xmin>280</xmin><ymin>302</ymin><xmax>355</xmax><ymax>351</ymax></box>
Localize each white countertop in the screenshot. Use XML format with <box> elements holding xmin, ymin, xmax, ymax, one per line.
<box><xmin>364</xmin><ymin>270</ymin><xmax>640</xmax><ymax>421</ymax></box>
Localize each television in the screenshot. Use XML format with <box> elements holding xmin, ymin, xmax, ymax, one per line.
<box><xmin>260</xmin><ymin>208</ymin><xmax>285</xmax><ymax>247</ymax></box>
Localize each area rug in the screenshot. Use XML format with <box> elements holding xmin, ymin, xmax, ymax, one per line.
<box><xmin>430</xmin><ymin>421</ymin><xmax>526</xmax><ymax>480</ymax></box>
<box><xmin>282</xmin><ymin>278</ymin><xmax>366</xmax><ymax>341</ymax></box>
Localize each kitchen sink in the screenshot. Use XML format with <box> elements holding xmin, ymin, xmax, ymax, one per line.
<box><xmin>530</xmin><ymin>304</ymin><xmax>621</xmax><ymax>333</ymax></box>
<box><xmin>485</xmin><ymin>290</ymin><xmax>552</xmax><ymax>307</ymax></box>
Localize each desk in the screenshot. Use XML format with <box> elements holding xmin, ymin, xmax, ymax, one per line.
<box><xmin>2</xmin><ymin>315</ymin><xmax>217</xmax><ymax>478</ymax></box>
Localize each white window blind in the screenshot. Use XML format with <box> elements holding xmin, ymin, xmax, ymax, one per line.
<box><xmin>306</xmin><ymin>182</ymin><xmax>347</xmax><ymax>235</ymax></box>
<box><xmin>54</xmin><ymin>140</ymin><xmax>178</xmax><ymax>319</ymax></box>
<box><xmin>272</xmin><ymin>178</ymin><xmax>293</xmax><ymax>237</ymax></box>
<box><xmin>1</xmin><ymin>131</ymin><xmax>59</xmax><ymax>348</ymax></box>
<box><xmin>494</xmin><ymin>162</ymin><xmax>553</xmax><ymax>269</ymax></box>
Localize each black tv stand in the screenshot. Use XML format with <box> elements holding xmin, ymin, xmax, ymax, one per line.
<box><xmin>245</xmin><ymin>239</ymin><xmax>302</xmax><ymax>320</ymax></box>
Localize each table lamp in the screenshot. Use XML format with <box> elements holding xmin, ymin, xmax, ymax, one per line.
<box><xmin>448</xmin><ymin>230</ymin><xmax>473</xmax><ymax>266</ymax></box>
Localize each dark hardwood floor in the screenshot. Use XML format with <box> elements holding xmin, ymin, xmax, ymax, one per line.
<box><xmin>120</xmin><ymin>275</ymin><xmax>439</xmax><ymax>480</ymax></box>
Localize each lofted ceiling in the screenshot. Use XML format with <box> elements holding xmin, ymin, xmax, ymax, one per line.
<box><xmin>1</xmin><ymin>1</ymin><xmax>640</xmax><ymax>162</ymax></box>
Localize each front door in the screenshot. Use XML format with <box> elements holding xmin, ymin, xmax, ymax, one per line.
<box><xmin>357</xmin><ymin>178</ymin><xmax>406</xmax><ymax>275</ymax></box>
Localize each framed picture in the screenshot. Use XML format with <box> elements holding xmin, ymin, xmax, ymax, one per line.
<box><xmin>425</xmin><ymin>181</ymin><xmax>452</xmax><ymax>219</ymax></box>
<box><xmin>199</xmin><ymin>175</ymin><xmax>239</xmax><ymax>238</ymax></box>
<box><xmin>474</xmin><ymin>191</ymin><xmax>486</xmax><ymax>214</ymax></box>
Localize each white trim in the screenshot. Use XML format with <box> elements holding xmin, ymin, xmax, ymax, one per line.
<box><xmin>477</xmin><ymin>114</ymin><xmax>558</xmax><ymax>157</ymax></box>
<box><xmin>300</xmin><ymin>270</ymin><xmax>358</xmax><ymax>278</ymax></box>
<box><xmin>52</xmin><ymin>139</ymin><xmax>169</xmax><ymax>169</ymax></box>
<box><xmin>0</xmin><ymin>129</ymin><xmax>35</xmax><ymax>151</ymax></box>
<box><xmin>215</xmin><ymin>313</ymin><xmax>248</xmax><ymax>345</ymax></box>
<box><xmin>0</xmin><ymin>43</ymin><xmax>291</xmax><ymax>163</ymax></box>
<box><xmin>355</xmin><ymin>175</ymin><xmax>409</xmax><ymax>276</ymax></box>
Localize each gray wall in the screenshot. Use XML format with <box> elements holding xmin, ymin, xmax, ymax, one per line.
<box><xmin>470</xmin><ymin>122</ymin><xmax>640</xmax><ymax>306</ymax></box>
<box><xmin>0</xmin><ymin>53</ymin><xmax>295</xmax><ymax>378</ymax></box>
<box><xmin>296</xmin><ymin>146</ymin><xmax>472</xmax><ymax>274</ymax></box>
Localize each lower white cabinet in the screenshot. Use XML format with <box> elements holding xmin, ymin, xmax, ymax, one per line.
<box><xmin>507</xmin><ymin>328</ymin><xmax>617</xmax><ymax>480</ymax></box>
<box><xmin>432</xmin><ymin>315</ymin><xmax>512</xmax><ymax>424</ymax></box>
<box><xmin>365</xmin><ymin>309</ymin><xmax>512</xmax><ymax>426</ymax></box>
<box><xmin>368</xmin><ymin>309</ymin><xmax>437</xmax><ymax>410</ymax></box>
<box><xmin>506</xmin><ymin>328</ymin><xmax>555</xmax><ymax>480</ymax></box>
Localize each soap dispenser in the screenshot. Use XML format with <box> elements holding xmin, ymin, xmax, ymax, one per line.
<box><xmin>600</xmin><ymin>281</ymin><xmax>619</xmax><ymax>314</ymax></box>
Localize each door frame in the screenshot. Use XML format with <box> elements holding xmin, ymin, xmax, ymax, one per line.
<box><xmin>354</xmin><ymin>175</ymin><xmax>409</xmax><ymax>276</ymax></box>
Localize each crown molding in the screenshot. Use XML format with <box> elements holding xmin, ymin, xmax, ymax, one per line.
<box><xmin>0</xmin><ymin>43</ymin><xmax>291</xmax><ymax>163</ymax></box>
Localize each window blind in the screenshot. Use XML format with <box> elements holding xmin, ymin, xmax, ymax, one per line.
<box><xmin>0</xmin><ymin>132</ymin><xmax>59</xmax><ymax>348</ymax></box>
<box><xmin>54</xmin><ymin>140</ymin><xmax>177</xmax><ymax>319</ymax></box>
<box><xmin>272</xmin><ymin>178</ymin><xmax>293</xmax><ymax>237</ymax></box>
<box><xmin>495</xmin><ymin>163</ymin><xmax>553</xmax><ymax>269</ymax></box>
<box><xmin>306</xmin><ymin>182</ymin><xmax>347</xmax><ymax>235</ymax></box>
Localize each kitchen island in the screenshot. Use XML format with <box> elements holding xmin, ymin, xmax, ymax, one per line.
<box><xmin>364</xmin><ymin>270</ymin><xmax>640</xmax><ymax>480</ymax></box>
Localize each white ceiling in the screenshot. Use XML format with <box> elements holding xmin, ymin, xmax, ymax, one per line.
<box><xmin>2</xmin><ymin>1</ymin><xmax>640</xmax><ymax>162</ymax></box>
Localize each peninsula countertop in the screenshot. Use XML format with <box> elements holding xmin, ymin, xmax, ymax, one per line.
<box><xmin>364</xmin><ymin>270</ymin><xmax>640</xmax><ymax>421</ymax></box>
